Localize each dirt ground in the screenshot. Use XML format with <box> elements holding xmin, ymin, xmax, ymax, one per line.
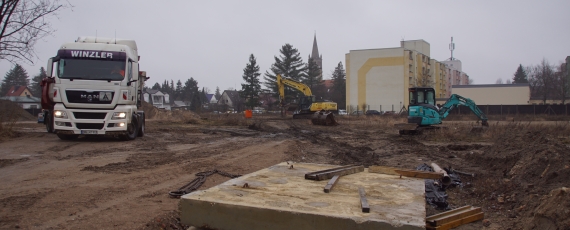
<box><xmin>1</xmin><ymin>113</ymin><xmax>569</xmax><ymax>230</ymax></box>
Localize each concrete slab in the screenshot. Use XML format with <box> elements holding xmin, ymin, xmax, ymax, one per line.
<box><xmin>180</xmin><ymin>162</ymin><xmax>426</xmax><ymax>230</ymax></box>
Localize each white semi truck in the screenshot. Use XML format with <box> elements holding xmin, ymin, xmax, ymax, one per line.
<box><xmin>39</xmin><ymin>36</ymin><xmax>148</xmax><ymax>141</ymax></box>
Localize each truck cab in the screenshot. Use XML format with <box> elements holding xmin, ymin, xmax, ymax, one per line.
<box><xmin>42</xmin><ymin>37</ymin><xmax>147</xmax><ymax>140</ymax></box>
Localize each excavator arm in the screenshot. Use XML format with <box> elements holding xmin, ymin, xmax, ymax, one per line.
<box><xmin>276</xmin><ymin>74</ymin><xmax>312</xmax><ymax>97</ymax></box>
<box><xmin>277</xmin><ymin>74</ymin><xmax>313</xmax><ymax>107</ymax></box>
<box><xmin>438</xmin><ymin>94</ymin><xmax>489</xmax><ymax>126</ymax></box>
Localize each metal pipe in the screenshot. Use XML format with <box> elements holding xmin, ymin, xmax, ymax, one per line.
<box><xmin>431</xmin><ymin>163</ymin><xmax>451</xmax><ymax>186</ymax></box>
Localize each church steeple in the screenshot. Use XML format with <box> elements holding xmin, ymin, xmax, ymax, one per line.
<box><xmin>311</xmin><ymin>33</ymin><xmax>319</xmax><ymax>60</ymax></box>
<box><xmin>308</xmin><ymin>33</ymin><xmax>323</xmax><ymax>71</ymax></box>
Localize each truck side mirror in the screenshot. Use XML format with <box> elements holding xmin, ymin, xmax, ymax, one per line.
<box><xmin>46</xmin><ymin>56</ymin><xmax>60</xmax><ymax>78</ymax></box>
<box><xmin>46</xmin><ymin>58</ymin><xmax>53</xmax><ymax>77</ymax></box>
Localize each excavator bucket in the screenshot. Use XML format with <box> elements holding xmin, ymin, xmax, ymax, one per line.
<box><xmin>311</xmin><ymin>110</ymin><xmax>338</xmax><ymax>126</ymax></box>
<box><xmin>470</xmin><ymin>120</ymin><xmax>489</xmax><ymax>134</ymax></box>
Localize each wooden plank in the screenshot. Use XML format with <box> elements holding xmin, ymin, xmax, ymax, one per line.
<box><xmin>368</xmin><ymin>166</ymin><xmax>401</xmax><ymax>175</ymax></box>
<box><xmin>426</xmin><ymin>205</ymin><xmax>472</xmax><ymax>223</ymax></box>
<box><xmin>305</xmin><ymin>165</ymin><xmax>364</xmax><ymax>181</ymax></box>
<box><xmin>431</xmin><ymin>207</ymin><xmax>482</xmax><ymax>226</ymax></box>
<box><xmin>426</xmin><ymin>212</ymin><xmax>484</xmax><ymax>230</ymax></box>
<box><xmin>394</xmin><ymin>170</ymin><xmax>444</xmax><ymax>179</ymax></box>
<box><xmin>358</xmin><ymin>187</ymin><xmax>369</xmax><ymax>213</ymax></box>
<box><xmin>369</xmin><ymin>166</ymin><xmax>443</xmax><ymax>179</ymax></box>
<box><xmin>305</xmin><ymin>165</ymin><xmax>356</xmax><ymax>180</ymax></box>
<box><xmin>323</xmin><ymin>175</ymin><xmax>340</xmax><ymax>193</ymax></box>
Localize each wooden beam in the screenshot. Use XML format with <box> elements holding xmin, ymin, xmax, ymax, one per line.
<box><xmin>426</xmin><ymin>213</ymin><xmax>484</xmax><ymax>230</ymax></box>
<box><xmin>429</xmin><ymin>207</ymin><xmax>482</xmax><ymax>226</ymax></box>
<box><xmin>426</xmin><ymin>205</ymin><xmax>484</xmax><ymax>230</ymax></box>
<box><xmin>369</xmin><ymin>166</ymin><xmax>443</xmax><ymax>179</ymax></box>
<box><xmin>359</xmin><ymin>187</ymin><xmax>370</xmax><ymax>213</ymax></box>
<box><xmin>305</xmin><ymin>165</ymin><xmax>364</xmax><ymax>181</ymax></box>
<box><xmin>368</xmin><ymin>166</ymin><xmax>401</xmax><ymax>175</ymax></box>
<box><xmin>394</xmin><ymin>169</ymin><xmax>444</xmax><ymax>179</ymax></box>
<box><xmin>323</xmin><ymin>175</ymin><xmax>340</xmax><ymax>193</ymax></box>
<box><xmin>426</xmin><ymin>205</ymin><xmax>472</xmax><ymax>223</ymax></box>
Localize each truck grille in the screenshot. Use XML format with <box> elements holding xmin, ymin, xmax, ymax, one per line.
<box><xmin>73</xmin><ymin>112</ymin><xmax>107</xmax><ymax>119</ymax></box>
<box><xmin>66</xmin><ymin>90</ymin><xmax>114</xmax><ymax>104</ymax></box>
<box><xmin>76</xmin><ymin>123</ymin><xmax>104</xmax><ymax>130</ymax></box>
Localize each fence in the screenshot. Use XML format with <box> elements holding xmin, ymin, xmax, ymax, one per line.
<box><xmin>346</xmin><ymin>104</ymin><xmax>570</xmax><ymax>116</ymax></box>
<box><xmin>451</xmin><ymin>104</ymin><xmax>570</xmax><ymax>116</ymax></box>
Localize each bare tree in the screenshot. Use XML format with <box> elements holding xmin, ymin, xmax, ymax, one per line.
<box><xmin>417</xmin><ymin>69</ymin><xmax>433</xmax><ymax>87</ymax></box>
<box><xmin>0</xmin><ymin>0</ymin><xmax>70</xmax><ymax>63</ymax></box>
<box><xmin>495</xmin><ymin>78</ymin><xmax>503</xmax><ymax>84</ymax></box>
<box><xmin>555</xmin><ymin>63</ymin><xmax>569</xmax><ymax>104</ymax></box>
<box><xmin>506</xmin><ymin>79</ymin><xmax>512</xmax><ymax>84</ymax></box>
<box><xmin>468</xmin><ymin>78</ymin><xmax>474</xmax><ymax>84</ymax></box>
<box><xmin>528</xmin><ymin>59</ymin><xmax>557</xmax><ymax>104</ymax></box>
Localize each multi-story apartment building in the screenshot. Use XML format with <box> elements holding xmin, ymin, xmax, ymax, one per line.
<box><xmin>345</xmin><ymin>39</ymin><xmax>470</xmax><ymax>112</ymax></box>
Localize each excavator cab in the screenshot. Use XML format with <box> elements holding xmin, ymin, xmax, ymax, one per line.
<box><xmin>409</xmin><ymin>87</ymin><xmax>436</xmax><ymax>107</ymax></box>
<box><xmin>407</xmin><ymin>88</ymin><xmax>441</xmax><ymax>126</ymax></box>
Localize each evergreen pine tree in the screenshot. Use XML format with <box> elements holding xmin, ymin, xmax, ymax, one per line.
<box><xmin>240</xmin><ymin>54</ymin><xmax>262</xmax><ymax>110</ymax></box>
<box><xmin>183</xmin><ymin>78</ymin><xmax>199</xmax><ymax>102</ymax></box>
<box><xmin>1</xmin><ymin>64</ymin><xmax>30</xmax><ymax>95</ymax></box>
<box><xmin>151</xmin><ymin>82</ymin><xmax>161</xmax><ymax>90</ymax></box>
<box><xmin>215</xmin><ymin>86</ymin><xmax>221</xmax><ymax>100</ymax></box>
<box><xmin>31</xmin><ymin>67</ymin><xmax>48</xmax><ymax>97</ymax></box>
<box><xmin>513</xmin><ymin>64</ymin><xmax>529</xmax><ymax>83</ymax></box>
<box><xmin>263</xmin><ymin>44</ymin><xmax>307</xmax><ymax>101</ymax></box>
<box><xmin>175</xmin><ymin>80</ymin><xmax>182</xmax><ymax>100</ymax></box>
<box><xmin>303</xmin><ymin>58</ymin><xmax>325</xmax><ymax>98</ymax></box>
<box><xmin>331</xmin><ymin>62</ymin><xmax>346</xmax><ymax>109</ymax></box>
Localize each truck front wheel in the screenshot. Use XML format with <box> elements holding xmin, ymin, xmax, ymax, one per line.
<box><xmin>137</xmin><ymin>113</ymin><xmax>145</xmax><ymax>137</ymax></box>
<box><xmin>45</xmin><ymin>112</ymin><xmax>54</xmax><ymax>133</ymax></box>
<box><xmin>121</xmin><ymin>118</ymin><xmax>138</xmax><ymax>141</ymax></box>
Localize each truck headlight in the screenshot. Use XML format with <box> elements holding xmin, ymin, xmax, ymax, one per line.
<box><xmin>54</xmin><ymin>110</ymin><xmax>67</xmax><ymax>119</ymax></box>
<box><xmin>112</xmin><ymin>112</ymin><xmax>127</xmax><ymax>120</ymax></box>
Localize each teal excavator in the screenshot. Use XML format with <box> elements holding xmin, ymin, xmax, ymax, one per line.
<box><xmin>395</xmin><ymin>87</ymin><xmax>488</xmax><ymax>135</ymax></box>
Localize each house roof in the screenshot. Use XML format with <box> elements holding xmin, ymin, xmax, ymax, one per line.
<box><xmin>5</xmin><ymin>86</ymin><xmax>30</xmax><ymax>97</ymax></box>
<box><xmin>144</xmin><ymin>89</ymin><xmax>169</xmax><ymax>95</ymax></box>
<box><xmin>1</xmin><ymin>96</ymin><xmax>41</xmax><ymax>103</ymax></box>
<box><xmin>145</xmin><ymin>89</ymin><xmax>160</xmax><ymax>94</ymax></box>
<box><xmin>172</xmin><ymin>101</ymin><xmax>189</xmax><ymax>107</ymax></box>
<box><xmin>323</xmin><ymin>80</ymin><xmax>333</xmax><ymax>89</ymax></box>
<box><xmin>206</xmin><ymin>94</ymin><xmax>214</xmax><ymax>102</ymax></box>
<box><xmin>220</xmin><ymin>90</ymin><xmax>241</xmax><ymax>104</ymax></box>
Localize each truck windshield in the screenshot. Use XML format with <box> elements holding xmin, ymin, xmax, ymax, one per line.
<box><xmin>57</xmin><ymin>59</ymin><xmax>126</xmax><ymax>81</ymax></box>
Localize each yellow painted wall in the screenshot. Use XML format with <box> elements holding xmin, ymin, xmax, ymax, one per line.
<box><xmin>345</xmin><ymin>48</ymin><xmax>405</xmax><ymax>112</ymax></box>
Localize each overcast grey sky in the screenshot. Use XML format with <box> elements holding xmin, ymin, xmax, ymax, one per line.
<box><xmin>1</xmin><ymin>0</ymin><xmax>569</xmax><ymax>92</ymax></box>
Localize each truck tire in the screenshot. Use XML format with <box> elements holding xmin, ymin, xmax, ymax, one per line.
<box><xmin>137</xmin><ymin>113</ymin><xmax>145</xmax><ymax>137</ymax></box>
<box><xmin>45</xmin><ymin>113</ymin><xmax>54</xmax><ymax>133</ymax></box>
<box><xmin>120</xmin><ymin>118</ymin><xmax>138</xmax><ymax>141</ymax></box>
<box><xmin>57</xmin><ymin>133</ymin><xmax>78</xmax><ymax>140</ymax></box>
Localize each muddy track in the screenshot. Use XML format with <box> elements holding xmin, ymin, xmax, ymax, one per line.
<box><xmin>2</xmin><ymin>118</ymin><xmax>570</xmax><ymax>230</ymax></box>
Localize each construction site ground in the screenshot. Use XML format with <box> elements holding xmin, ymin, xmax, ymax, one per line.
<box><xmin>1</xmin><ymin>113</ymin><xmax>569</xmax><ymax>230</ymax></box>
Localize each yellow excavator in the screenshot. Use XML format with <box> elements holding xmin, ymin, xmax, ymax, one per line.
<box><xmin>276</xmin><ymin>74</ymin><xmax>338</xmax><ymax>125</ymax></box>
